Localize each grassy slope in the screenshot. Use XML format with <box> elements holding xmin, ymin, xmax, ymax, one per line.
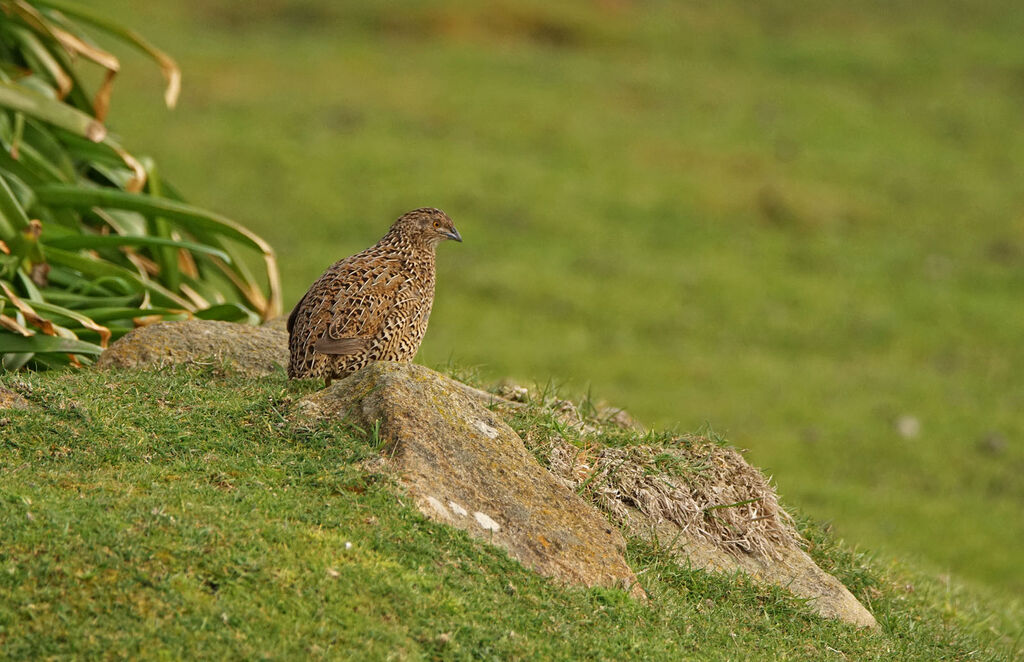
<box><xmin>78</xmin><ymin>0</ymin><xmax>1024</xmax><ymax>603</ymax></box>
<box><xmin>1</xmin><ymin>368</ymin><xmax>1021</xmax><ymax>660</ymax></box>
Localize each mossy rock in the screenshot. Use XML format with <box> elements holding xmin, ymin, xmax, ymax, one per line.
<box><xmin>296</xmin><ymin>361</ymin><xmax>645</xmax><ymax>598</ymax></box>
<box><xmin>95</xmin><ymin>320</ymin><xmax>288</xmax><ymax>377</ymax></box>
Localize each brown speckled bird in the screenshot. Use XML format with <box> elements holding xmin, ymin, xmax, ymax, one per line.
<box><xmin>287</xmin><ymin>208</ymin><xmax>462</xmax><ymax>385</ymax></box>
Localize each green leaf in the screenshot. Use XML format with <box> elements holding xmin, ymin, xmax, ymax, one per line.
<box><xmin>140</xmin><ymin>158</ymin><xmax>179</xmax><ymax>291</ymax></box>
<box><xmin>1</xmin><ymin>350</ymin><xmax>34</xmax><ymax>370</ymax></box>
<box><xmin>0</xmin><ymin>330</ymin><xmax>102</xmax><ymax>355</ymax></box>
<box><xmin>0</xmin><ymin>23</ymin><xmax>73</xmax><ymax>102</ymax></box>
<box><xmin>30</xmin><ymin>0</ymin><xmax>181</xmax><ymax>108</ymax></box>
<box><xmin>35</xmin><ymin>185</ymin><xmax>270</xmax><ymax>254</ymax></box>
<box><xmin>36</xmin><ymin>185</ymin><xmax>280</xmax><ymax>316</ymax></box>
<box><xmin>42</xmin><ymin>291</ymin><xmax>141</xmax><ymax>308</ymax></box>
<box><xmin>45</xmin><ymin>234</ymin><xmax>232</xmax><ymax>262</ymax></box>
<box><xmin>194</xmin><ymin>303</ymin><xmax>259</xmax><ymax>324</ymax></box>
<box><xmin>44</xmin><ymin>245</ymin><xmax>193</xmax><ymax>309</ymax></box>
<box><xmin>0</xmin><ymin>80</ymin><xmax>105</xmax><ymax>141</ymax></box>
<box><xmin>0</xmin><ymin>173</ymin><xmax>31</xmax><ymax>237</ymax></box>
<box><xmin>3</xmin><ymin>295</ymin><xmax>108</xmax><ymax>341</ymax></box>
<box><xmin>59</xmin><ymin>306</ymin><xmax>184</xmax><ymax>323</ymax></box>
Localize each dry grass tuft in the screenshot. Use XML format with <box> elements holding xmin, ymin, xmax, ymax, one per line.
<box><xmin>548</xmin><ymin>439</ymin><xmax>804</xmax><ymax>560</ymax></box>
<box><xmin>504</xmin><ymin>383</ymin><xmax>804</xmax><ymax>561</ymax></box>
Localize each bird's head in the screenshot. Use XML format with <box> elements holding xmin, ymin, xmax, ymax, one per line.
<box><xmin>392</xmin><ymin>207</ymin><xmax>462</xmax><ymax>248</ymax></box>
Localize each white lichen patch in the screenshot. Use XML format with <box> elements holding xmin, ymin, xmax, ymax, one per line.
<box><xmin>474</xmin><ymin>511</ymin><xmax>501</xmax><ymax>532</ymax></box>
<box><xmin>473</xmin><ymin>419</ymin><xmax>500</xmax><ymax>439</ymax></box>
<box><xmin>449</xmin><ymin>501</ymin><xmax>468</xmax><ymax>517</ymax></box>
<box><xmin>425</xmin><ymin>496</ymin><xmax>451</xmax><ymax>519</ymax></box>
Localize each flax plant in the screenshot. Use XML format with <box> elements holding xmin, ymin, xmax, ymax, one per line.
<box><xmin>0</xmin><ymin>0</ymin><xmax>280</xmax><ymax>370</ymax></box>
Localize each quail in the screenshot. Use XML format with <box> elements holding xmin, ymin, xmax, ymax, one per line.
<box><xmin>287</xmin><ymin>208</ymin><xmax>462</xmax><ymax>386</ymax></box>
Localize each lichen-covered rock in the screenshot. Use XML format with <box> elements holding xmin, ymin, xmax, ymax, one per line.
<box><xmin>0</xmin><ymin>385</ymin><xmax>30</xmax><ymax>410</ymax></box>
<box><xmin>296</xmin><ymin>362</ymin><xmax>644</xmax><ymax>597</ymax></box>
<box><xmin>95</xmin><ymin>320</ymin><xmax>287</xmax><ymax>377</ymax></box>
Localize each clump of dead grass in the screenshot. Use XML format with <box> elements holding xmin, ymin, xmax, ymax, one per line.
<box><xmin>550</xmin><ymin>439</ymin><xmax>804</xmax><ymax>560</ymax></box>
<box><xmin>501</xmin><ymin>382</ymin><xmax>805</xmax><ymax>560</ymax></box>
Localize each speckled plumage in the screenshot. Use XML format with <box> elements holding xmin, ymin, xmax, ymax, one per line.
<box><xmin>287</xmin><ymin>208</ymin><xmax>461</xmax><ymax>385</ymax></box>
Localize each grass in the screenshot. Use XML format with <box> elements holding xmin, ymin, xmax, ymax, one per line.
<box><xmin>49</xmin><ymin>0</ymin><xmax>1024</xmax><ymax>610</ymax></box>
<box><xmin>2</xmin><ymin>366</ymin><xmax>1022</xmax><ymax>659</ymax></box>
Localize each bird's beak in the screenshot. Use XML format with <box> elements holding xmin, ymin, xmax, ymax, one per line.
<box><xmin>445</xmin><ymin>227</ymin><xmax>463</xmax><ymax>242</ymax></box>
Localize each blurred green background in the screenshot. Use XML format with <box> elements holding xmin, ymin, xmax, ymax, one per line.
<box><xmin>89</xmin><ymin>0</ymin><xmax>1023</xmax><ymax>600</ymax></box>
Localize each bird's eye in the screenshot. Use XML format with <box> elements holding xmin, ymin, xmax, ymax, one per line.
<box><xmin>433</xmin><ymin>221</ymin><xmax>441</xmax><ymax>229</ymax></box>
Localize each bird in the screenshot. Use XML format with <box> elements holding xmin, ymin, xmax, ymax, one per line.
<box><xmin>287</xmin><ymin>208</ymin><xmax>462</xmax><ymax>386</ymax></box>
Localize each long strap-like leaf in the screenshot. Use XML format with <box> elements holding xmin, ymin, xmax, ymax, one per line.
<box><xmin>26</xmin><ymin>0</ymin><xmax>181</xmax><ymax>108</ymax></box>
<box><xmin>36</xmin><ymin>185</ymin><xmax>281</xmax><ymax>317</ymax></box>
<box><xmin>0</xmin><ymin>80</ymin><xmax>104</xmax><ymax>141</ymax></box>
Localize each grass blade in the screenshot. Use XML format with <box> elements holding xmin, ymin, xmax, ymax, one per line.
<box><xmin>35</xmin><ymin>185</ymin><xmax>269</xmax><ymax>255</ymax></box>
<box><xmin>139</xmin><ymin>158</ymin><xmax>179</xmax><ymax>289</ymax></box>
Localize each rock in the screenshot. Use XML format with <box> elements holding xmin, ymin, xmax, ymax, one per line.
<box><xmin>663</xmin><ymin>522</ymin><xmax>878</xmax><ymax>628</ymax></box>
<box><xmin>0</xmin><ymin>385</ymin><xmax>30</xmax><ymax>410</ymax></box>
<box><xmin>296</xmin><ymin>362</ymin><xmax>644</xmax><ymax>598</ymax></box>
<box><xmin>95</xmin><ymin>320</ymin><xmax>288</xmax><ymax>377</ymax></box>
<box><xmin>261</xmin><ymin>315</ymin><xmax>289</xmax><ymax>332</ymax></box>
<box><xmin>294</xmin><ymin>361</ymin><xmax>876</xmax><ymax>625</ymax></box>
<box><xmin>544</xmin><ymin>437</ymin><xmax>877</xmax><ymax>628</ymax></box>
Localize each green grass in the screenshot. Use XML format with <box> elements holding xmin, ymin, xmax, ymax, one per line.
<box><xmin>63</xmin><ymin>0</ymin><xmax>1024</xmax><ymax>605</ymax></box>
<box><xmin>2</xmin><ymin>367</ymin><xmax>1022</xmax><ymax>659</ymax></box>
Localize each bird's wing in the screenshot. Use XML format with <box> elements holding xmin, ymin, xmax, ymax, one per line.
<box><xmin>314</xmin><ymin>336</ymin><xmax>369</xmax><ymax>355</ymax></box>
<box><xmin>286</xmin><ymin>290</ymin><xmax>306</xmax><ymax>335</ymax></box>
<box><xmin>313</xmin><ymin>259</ymin><xmax>403</xmax><ymax>356</ymax></box>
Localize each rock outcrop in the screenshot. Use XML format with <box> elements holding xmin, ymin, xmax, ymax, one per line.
<box><xmin>298</xmin><ymin>361</ymin><xmax>877</xmax><ymax>628</ymax></box>
<box><xmin>296</xmin><ymin>361</ymin><xmax>645</xmax><ymax>598</ymax></box>
<box><xmin>95</xmin><ymin>320</ymin><xmax>288</xmax><ymax>377</ymax></box>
